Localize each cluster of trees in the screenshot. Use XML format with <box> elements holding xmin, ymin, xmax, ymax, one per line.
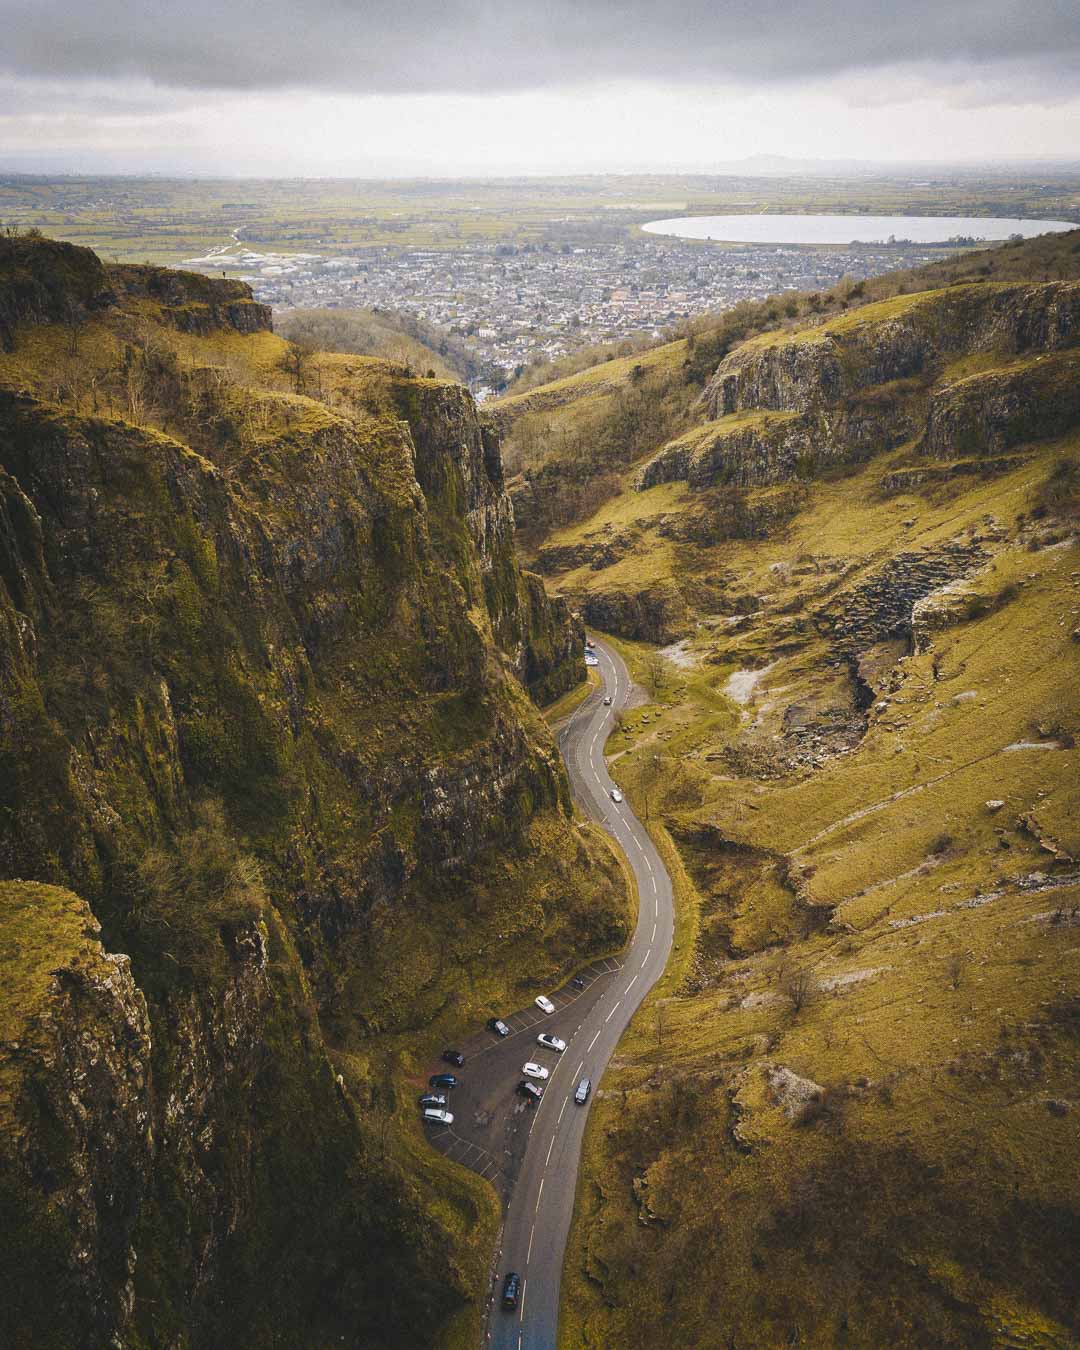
<box><xmin>507</xmin><ymin>374</ymin><xmax>698</xmax><ymax>542</ymax></box>
<box><xmin>275</xmin><ymin>305</ymin><xmax>500</xmax><ymax>388</ymax></box>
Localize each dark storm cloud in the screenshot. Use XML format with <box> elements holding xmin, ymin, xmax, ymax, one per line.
<box><xmin>2</xmin><ymin>0</ymin><xmax>1078</xmax><ymax>96</ymax></box>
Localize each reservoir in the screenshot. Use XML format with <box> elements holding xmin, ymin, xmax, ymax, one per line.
<box><xmin>641</xmin><ymin>214</ymin><xmax>1077</xmax><ymax>245</ymax></box>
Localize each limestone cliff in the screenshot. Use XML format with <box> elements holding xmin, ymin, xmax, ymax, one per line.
<box><xmin>0</xmin><ymin>237</ymin><xmax>625</xmax><ymax>1348</ymax></box>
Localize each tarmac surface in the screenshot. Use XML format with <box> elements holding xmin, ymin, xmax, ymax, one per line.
<box><xmin>422</xmin><ymin>638</ymin><xmax>675</xmax><ymax>1350</ymax></box>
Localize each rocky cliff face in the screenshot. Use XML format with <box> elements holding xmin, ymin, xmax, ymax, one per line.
<box><xmin>1</xmin><ymin>882</ymin><xmax>152</xmax><ymax>1348</ymax></box>
<box><xmin>704</xmin><ymin>282</ymin><xmax>1080</xmax><ymax>419</ymax></box>
<box><xmin>0</xmin><ymin>240</ymin><xmax>621</xmax><ymax>1347</ymax></box>
<box><xmin>634</xmin><ymin>285</ymin><xmax>1080</xmax><ymax>503</ymax></box>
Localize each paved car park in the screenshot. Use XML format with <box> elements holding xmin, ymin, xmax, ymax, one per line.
<box><xmin>423</xmin><ymin>955</ymin><xmax>623</xmax><ymax>1197</ymax></box>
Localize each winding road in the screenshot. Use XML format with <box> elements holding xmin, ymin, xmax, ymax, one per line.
<box><xmin>484</xmin><ymin>638</ymin><xmax>676</xmax><ymax>1349</ymax></box>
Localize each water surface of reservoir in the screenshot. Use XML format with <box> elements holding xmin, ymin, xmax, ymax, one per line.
<box><xmin>641</xmin><ymin>214</ymin><xmax>1076</xmax><ymax>245</ymax></box>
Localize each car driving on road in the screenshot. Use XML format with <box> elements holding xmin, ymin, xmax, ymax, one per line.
<box><xmin>422</xmin><ymin>1107</ymin><xmax>454</xmax><ymax>1125</ymax></box>
<box><xmin>537</xmin><ymin>1033</ymin><xmax>566</xmax><ymax>1052</ymax></box>
<box><xmin>502</xmin><ymin>1272</ymin><xmax>521</xmax><ymax>1309</ymax></box>
<box><xmin>575</xmin><ymin>1077</ymin><xmax>591</xmax><ymax>1104</ymax></box>
<box><xmin>610</xmin><ymin>787</ymin><xmax>623</xmax><ymax>803</ymax></box>
<box><xmin>603</xmin><ymin>695</ymin><xmax>612</xmax><ymax>705</ymax></box>
<box><xmin>522</xmin><ymin>1061</ymin><xmax>549</xmax><ymax>1080</ymax></box>
<box><xmin>534</xmin><ymin>995</ymin><xmax>555</xmax><ymax>1014</ymax></box>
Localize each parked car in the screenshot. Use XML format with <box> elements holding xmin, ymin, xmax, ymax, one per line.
<box><xmin>585</xmin><ymin>655</ymin><xmax>599</xmax><ymax>667</ymax></box>
<box><xmin>422</xmin><ymin>1107</ymin><xmax>454</xmax><ymax>1125</ymax></box>
<box><xmin>535</xmin><ymin>995</ymin><xmax>555</xmax><ymax>1014</ymax></box>
<box><xmin>570</xmin><ymin>976</ymin><xmax>586</xmax><ymax>991</ymax></box>
<box><xmin>522</xmin><ymin>1062</ymin><xmax>549</xmax><ymax>1081</ymax></box>
<box><xmin>610</xmin><ymin>788</ymin><xmax>624</xmax><ymax>803</ymax></box>
<box><xmin>537</xmin><ymin>1033</ymin><xmax>566</xmax><ymax>1053</ymax></box>
<box><xmin>517</xmin><ymin>1080</ymin><xmax>544</xmax><ymax>1103</ymax></box>
<box><xmin>585</xmin><ymin>639</ymin><xmax>595</xmax><ymax>650</ymax></box>
<box><xmin>419</xmin><ymin>1093</ymin><xmax>447</xmax><ymax>1109</ymax></box>
<box><xmin>429</xmin><ymin>1073</ymin><xmax>458</xmax><ymax>1090</ymax></box>
<box><xmin>442</xmin><ymin>1049</ymin><xmax>465</xmax><ymax>1067</ymax></box>
<box><xmin>502</xmin><ymin>1272</ymin><xmax>521</xmax><ymax>1309</ymax></box>
<box><xmin>488</xmin><ymin>1017</ymin><xmax>510</xmax><ymax>1037</ymax></box>
<box><xmin>575</xmin><ymin>1077</ymin><xmax>592</xmax><ymax>1104</ymax></box>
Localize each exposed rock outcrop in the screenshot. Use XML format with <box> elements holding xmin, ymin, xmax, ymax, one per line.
<box><xmin>704</xmin><ymin>282</ymin><xmax>1080</xmax><ymax>419</ymax></box>
<box><xmin>817</xmin><ymin>542</ymin><xmax>988</xmax><ymax>661</ymax></box>
<box><xmin>580</xmin><ymin>580</ymin><xmax>692</xmax><ymax>644</ymax></box>
<box><xmin>917</xmin><ymin>349</ymin><xmax>1080</xmax><ymax>461</ymax></box>
<box><xmin>1</xmin><ymin>882</ymin><xmax>152</xmax><ymax>1347</ymax></box>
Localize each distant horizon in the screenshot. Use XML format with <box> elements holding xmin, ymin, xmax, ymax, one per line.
<box><xmin>4</xmin><ymin>153</ymin><xmax>1080</xmax><ymax>183</ymax></box>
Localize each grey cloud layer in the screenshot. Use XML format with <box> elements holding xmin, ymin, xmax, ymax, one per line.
<box><xmin>3</xmin><ymin>0</ymin><xmax>1079</xmax><ymax>94</ymax></box>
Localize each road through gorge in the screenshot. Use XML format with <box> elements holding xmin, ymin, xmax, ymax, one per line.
<box><xmin>485</xmin><ymin>639</ymin><xmax>676</xmax><ymax>1349</ymax></box>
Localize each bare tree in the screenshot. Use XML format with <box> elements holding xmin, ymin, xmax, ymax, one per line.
<box><xmin>62</xmin><ymin>298</ymin><xmax>84</xmax><ymax>357</ymax></box>
<box><xmin>638</xmin><ymin>752</ymin><xmax>662</xmax><ymax>821</ymax></box>
<box><xmin>279</xmin><ymin>338</ymin><xmax>316</xmax><ymax>394</ymax></box>
<box><xmin>779</xmin><ymin>964</ymin><xmax>819</xmax><ymax>1017</ymax></box>
<box><xmin>946</xmin><ymin>949</ymin><xmax>969</xmax><ymax>990</ymax></box>
<box><xmin>642</xmin><ymin>652</ymin><xmax>674</xmax><ymax>701</ymax></box>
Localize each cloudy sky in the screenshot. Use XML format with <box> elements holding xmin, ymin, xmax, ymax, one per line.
<box><xmin>1</xmin><ymin>0</ymin><xmax>1079</xmax><ymax>175</ymax></box>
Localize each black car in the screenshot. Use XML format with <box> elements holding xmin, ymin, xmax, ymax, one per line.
<box><xmin>570</xmin><ymin>976</ymin><xmax>585</xmax><ymax>991</ymax></box>
<box><xmin>517</xmin><ymin>1080</ymin><xmax>543</xmax><ymax>1103</ymax></box>
<box><xmin>502</xmin><ymin>1272</ymin><xmax>521</xmax><ymax>1310</ymax></box>
<box><xmin>429</xmin><ymin>1073</ymin><xmax>458</xmax><ymax>1090</ymax></box>
<box><xmin>488</xmin><ymin>1018</ymin><xmax>511</xmax><ymax>1037</ymax></box>
<box><xmin>442</xmin><ymin>1049</ymin><xmax>465</xmax><ymax>1067</ymax></box>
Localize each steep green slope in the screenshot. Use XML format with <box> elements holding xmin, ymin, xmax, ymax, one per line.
<box><xmin>535</xmin><ymin>265</ymin><xmax>1080</xmax><ymax>1347</ymax></box>
<box><xmin>0</xmin><ymin>235</ymin><xmax>629</xmax><ymax>1348</ymax></box>
<box><xmin>492</xmin><ymin>229</ymin><xmax>1080</xmax><ymax>544</ymax></box>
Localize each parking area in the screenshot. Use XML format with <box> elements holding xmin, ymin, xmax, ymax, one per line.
<box><xmin>423</xmin><ymin>956</ymin><xmax>624</xmax><ymax>1198</ymax></box>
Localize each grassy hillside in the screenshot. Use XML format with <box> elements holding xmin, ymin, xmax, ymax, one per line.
<box><xmin>493</xmin><ymin>229</ymin><xmax>1080</xmax><ymax>543</ymax></box>
<box><xmin>535</xmin><ymin>259</ymin><xmax>1080</xmax><ymax>1347</ymax></box>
